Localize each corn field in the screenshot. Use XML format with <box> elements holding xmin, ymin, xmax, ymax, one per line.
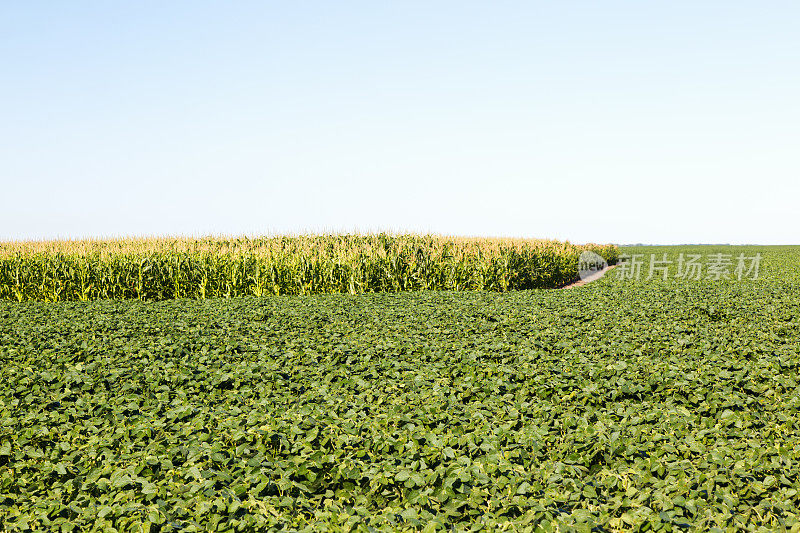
<box><xmin>0</xmin><ymin>234</ymin><xmax>618</xmax><ymax>301</ymax></box>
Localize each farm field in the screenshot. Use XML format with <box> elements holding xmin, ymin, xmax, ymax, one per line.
<box><xmin>1</xmin><ymin>245</ymin><xmax>799</xmax><ymax>531</ymax></box>
<box><xmin>0</xmin><ymin>235</ymin><xmax>618</xmax><ymax>301</ymax></box>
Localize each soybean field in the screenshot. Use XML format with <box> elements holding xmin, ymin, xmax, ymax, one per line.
<box><xmin>1</xmin><ymin>245</ymin><xmax>799</xmax><ymax>531</ymax></box>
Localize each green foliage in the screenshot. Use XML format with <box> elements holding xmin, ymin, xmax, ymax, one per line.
<box><xmin>0</xmin><ymin>234</ymin><xmax>618</xmax><ymax>301</ymax></box>
<box><xmin>0</xmin><ymin>245</ymin><xmax>798</xmax><ymax>531</ymax></box>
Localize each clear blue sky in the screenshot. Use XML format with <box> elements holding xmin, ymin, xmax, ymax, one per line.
<box><xmin>2</xmin><ymin>2</ymin><xmax>798</xmax><ymax>244</ymax></box>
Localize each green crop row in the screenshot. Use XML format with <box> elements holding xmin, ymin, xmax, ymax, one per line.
<box><xmin>0</xmin><ymin>234</ymin><xmax>618</xmax><ymax>301</ymax></box>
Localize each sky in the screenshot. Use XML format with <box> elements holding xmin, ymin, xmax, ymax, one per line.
<box><xmin>1</xmin><ymin>2</ymin><xmax>798</xmax><ymax>244</ymax></box>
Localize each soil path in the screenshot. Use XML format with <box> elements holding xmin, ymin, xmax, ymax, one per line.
<box><xmin>561</xmin><ymin>264</ymin><xmax>618</xmax><ymax>289</ymax></box>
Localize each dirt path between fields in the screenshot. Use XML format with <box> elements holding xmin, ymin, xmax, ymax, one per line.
<box><xmin>561</xmin><ymin>264</ymin><xmax>618</xmax><ymax>289</ymax></box>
